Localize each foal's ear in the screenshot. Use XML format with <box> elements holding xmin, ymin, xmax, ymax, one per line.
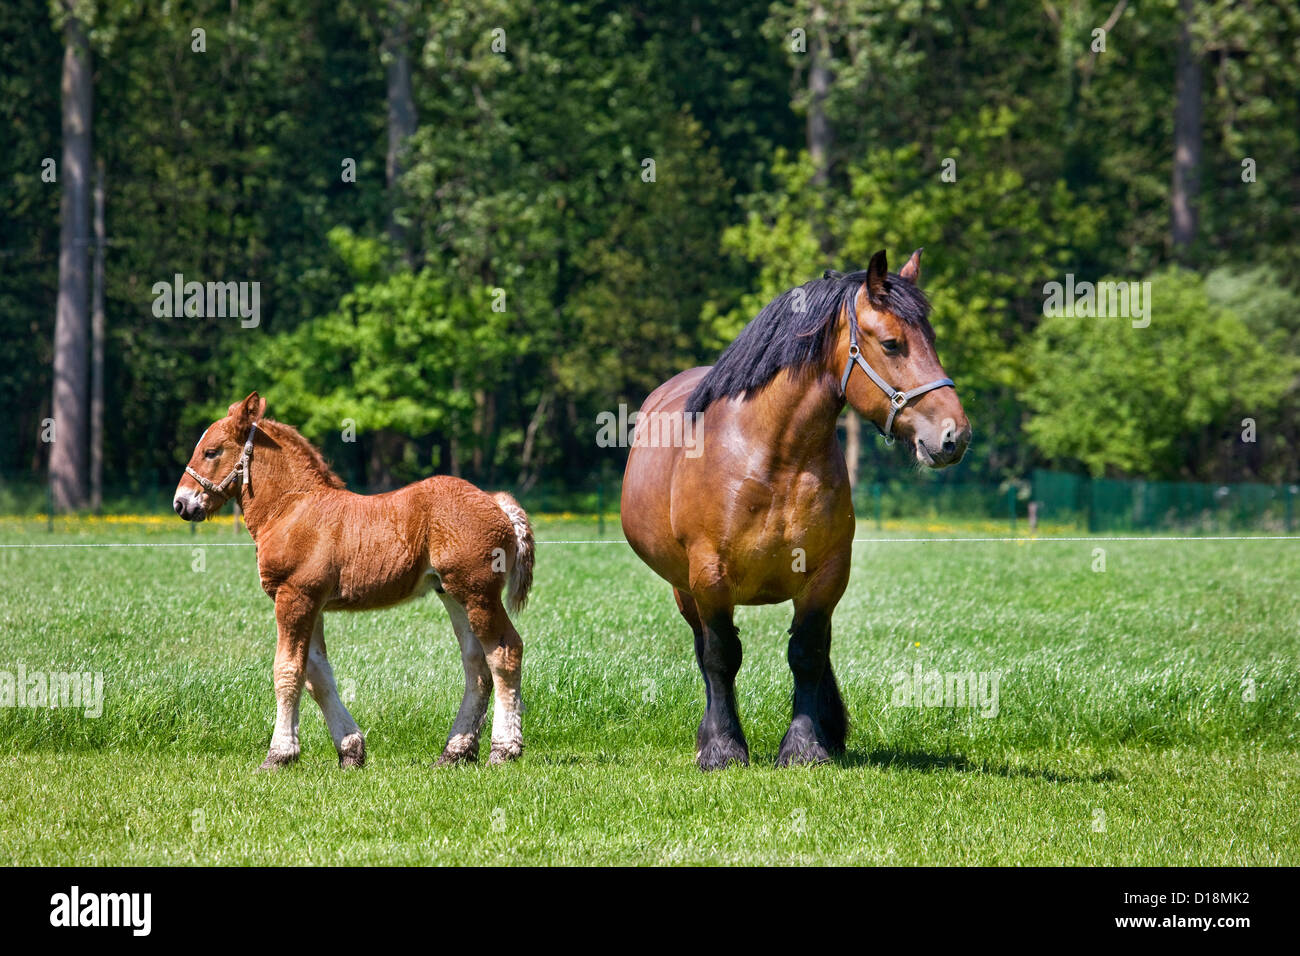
<box><xmin>228</xmin><ymin>391</ymin><xmax>266</xmax><ymax>425</ymax></box>
<box><xmin>865</xmin><ymin>249</ymin><xmax>889</xmax><ymax>303</ymax></box>
<box><xmin>899</xmin><ymin>247</ymin><xmax>923</xmax><ymax>284</ymax></box>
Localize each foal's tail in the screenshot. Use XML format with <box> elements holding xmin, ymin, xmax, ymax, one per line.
<box><xmin>493</xmin><ymin>491</ymin><xmax>534</xmax><ymax>614</ymax></box>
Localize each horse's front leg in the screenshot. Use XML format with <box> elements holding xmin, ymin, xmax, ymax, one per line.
<box><xmin>305</xmin><ymin>617</ymin><xmax>365</xmax><ymax>768</ymax></box>
<box><xmin>260</xmin><ymin>587</ymin><xmax>318</xmax><ymax>771</ymax></box>
<box><xmin>779</xmin><ymin>557</ymin><xmax>850</xmax><ymax>767</ymax></box>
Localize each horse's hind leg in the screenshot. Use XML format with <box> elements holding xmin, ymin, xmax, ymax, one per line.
<box><xmin>463</xmin><ymin>595</ymin><xmax>524</xmax><ymax>764</ymax></box>
<box><xmin>305</xmin><ymin>617</ymin><xmax>365</xmax><ymax>768</ymax></box>
<box><xmin>434</xmin><ymin>593</ymin><xmax>491</xmax><ymax>765</ymax></box>
<box><xmin>678</xmin><ymin>588</ymin><xmax>748</xmax><ymax>771</ymax></box>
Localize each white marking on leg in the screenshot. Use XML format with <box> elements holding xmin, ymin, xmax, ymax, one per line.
<box><xmin>305</xmin><ymin>623</ymin><xmax>362</xmax><ymax>755</ymax></box>
<box><xmin>437</xmin><ymin>593</ymin><xmax>491</xmax><ymax>760</ymax></box>
<box><xmin>268</xmin><ymin>684</ymin><xmax>301</xmax><ymax>761</ymax></box>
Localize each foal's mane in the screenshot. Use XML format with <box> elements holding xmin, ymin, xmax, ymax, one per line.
<box><xmin>257</xmin><ymin>418</ymin><xmax>347</xmax><ymax>489</ymax></box>
<box><xmin>684</xmin><ymin>269</ymin><xmax>931</xmax><ymax>415</ymax></box>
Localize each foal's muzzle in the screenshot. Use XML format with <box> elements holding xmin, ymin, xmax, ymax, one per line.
<box><xmin>173</xmin><ymin>493</ymin><xmax>206</xmax><ymax>522</ymax></box>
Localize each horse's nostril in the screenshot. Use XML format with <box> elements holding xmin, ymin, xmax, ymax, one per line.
<box><xmin>173</xmin><ymin>499</ymin><xmax>185</xmax><ymax>516</ymax></box>
<box><xmin>942</xmin><ymin>439</ymin><xmax>956</xmax><ymax>455</ymax></box>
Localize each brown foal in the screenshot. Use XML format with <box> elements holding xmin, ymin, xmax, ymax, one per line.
<box><xmin>173</xmin><ymin>392</ymin><xmax>534</xmax><ymax>769</ymax></box>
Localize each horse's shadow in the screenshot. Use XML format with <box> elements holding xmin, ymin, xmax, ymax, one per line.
<box><xmin>834</xmin><ymin>748</ymin><xmax>1119</xmax><ymax>784</ymax></box>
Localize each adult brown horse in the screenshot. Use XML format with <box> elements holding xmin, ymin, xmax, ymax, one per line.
<box><xmin>622</xmin><ymin>249</ymin><xmax>970</xmax><ymax>770</ymax></box>
<box><xmin>173</xmin><ymin>392</ymin><xmax>534</xmax><ymax>770</ymax></box>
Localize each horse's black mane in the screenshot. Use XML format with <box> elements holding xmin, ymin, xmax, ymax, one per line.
<box><xmin>684</xmin><ymin>268</ymin><xmax>931</xmax><ymax>414</ymax></box>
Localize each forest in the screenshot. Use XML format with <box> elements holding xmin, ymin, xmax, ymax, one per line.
<box><xmin>3</xmin><ymin>0</ymin><xmax>1297</xmax><ymax>509</ymax></box>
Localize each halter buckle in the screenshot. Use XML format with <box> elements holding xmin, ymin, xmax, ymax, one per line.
<box><xmin>891</xmin><ymin>391</ymin><xmax>909</xmax><ymax>410</ymax></box>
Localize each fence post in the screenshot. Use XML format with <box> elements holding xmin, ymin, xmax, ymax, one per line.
<box><xmin>873</xmin><ymin>482</ymin><xmax>883</xmax><ymax>531</ymax></box>
<box><xmin>46</xmin><ymin>479</ymin><xmax>53</xmax><ymax>534</ymax></box>
<box><xmin>1287</xmin><ymin>485</ymin><xmax>1296</xmax><ymax>534</ymax></box>
<box><xmin>1007</xmin><ymin>486</ymin><xmax>1016</xmax><ymax>532</ymax></box>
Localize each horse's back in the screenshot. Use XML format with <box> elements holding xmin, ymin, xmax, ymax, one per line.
<box><xmin>641</xmin><ymin>366</ymin><xmax>710</xmax><ymax>417</ymax></box>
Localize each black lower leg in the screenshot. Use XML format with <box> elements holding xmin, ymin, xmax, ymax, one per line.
<box><xmin>778</xmin><ymin>611</ymin><xmax>837</xmax><ymax>766</ymax></box>
<box><xmin>694</xmin><ymin>613</ymin><xmax>748</xmax><ymax>770</ymax></box>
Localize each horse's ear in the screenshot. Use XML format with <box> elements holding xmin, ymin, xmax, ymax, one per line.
<box><xmin>899</xmin><ymin>247</ymin><xmax>923</xmax><ymax>284</ymax></box>
<box><xmin>228</xmin><ymin>391</ymin><xmax>266</xmax><ymax>425</ymax></box>
<box><xmin>865</xmin><ymin>249</ymin><xmax>889</xmax><ymax>303</ymax></box>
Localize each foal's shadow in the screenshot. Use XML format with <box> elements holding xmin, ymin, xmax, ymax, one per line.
<box><xmin>837</xmin><ymin>748</ymin><xmax>1118</xmax><ymax>784</ymax></box>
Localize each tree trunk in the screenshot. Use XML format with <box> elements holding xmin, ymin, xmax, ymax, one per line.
<box><xmin>50</xmin><ymin>14</ymin><xmax>93</xmax><ymax>512</ymax></box>
<box><xmin>806</xmin><ymin>2</ymin><xmax>858</xmax><ymax>491</ymax></box>
<box><xmin>91</xmin><ymin>157</ymin><xmax>105</xmax><ymax>513</ymax></box>
<box><xmin>1172</xmin><ymin>0</ymin><xmax>1201</xmax><ymax>256</ymax></box>
<box><xmin>383</xmin><ymin>0</ymin><xmax>417</xmax><ymax>260</ymax></box>
<box><xmin>807</xmin><ymin>2</ymin><xmax>832</xmax><ymax>195</ymax></box>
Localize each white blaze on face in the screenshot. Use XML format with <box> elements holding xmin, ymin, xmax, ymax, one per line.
<box><xmin>193</xmin><ymin>426</ymin><xmax>209</xmax><ymax>457</ymax></box>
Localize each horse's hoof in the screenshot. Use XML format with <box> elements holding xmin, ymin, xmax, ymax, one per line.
<box><xmin>776</xmin><ymin>729</ymin><xmax>832</xmax><ymax>767</ymax></box>
<box><xmin>696</xmin><ymin>737</ymin><xmax>749</xmax><ymax>771</ymax></box>
<box><xmin>434</xmin><ymin>747</ymin><xmax>478</xmax><ymax>767</ymax></box>
<box><xmin>338</xmin><ymin>734</ymin><xmax>366</xmax><ymax>769</ymax></box>
<box><xmin>257</xmin><ymin>751</ymin><xmax>298</xmax><ymax>772</ymax></box>
<box><xmin>488</xmin><ymin>742</ymin><xmax>523</xmax><ymax>764</ymax></box>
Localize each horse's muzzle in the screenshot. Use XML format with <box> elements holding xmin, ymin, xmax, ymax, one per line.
<box><xmin>916</xmin><ymin>423</ymin><xmax>970</xmax><ymax>469</ymax></box>
<box><xmin>173</xmin><ymin>494</ymin><xmax>206</xmax><ymax>522</ymax></box>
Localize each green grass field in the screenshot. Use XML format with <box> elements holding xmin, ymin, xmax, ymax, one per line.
<box><xmin>0</xmin><ymin>515</ymin><xmax>1296</xmax><ymax>865</ymax></box>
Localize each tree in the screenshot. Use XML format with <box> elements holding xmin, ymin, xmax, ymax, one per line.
<box><xmin>1172</xmin><ymin>0</ymin><xmax>1202</xmax><ymax>256</ymax></box>
<box><xmin>49</xmin><ymin>1</ymin><xmax>93</xmax><ymax>510</ymax></box>
<box><xmin>1023</xmin><ymin>269</ymin><xmax>1293</xmax><ymax>478</ymax></box>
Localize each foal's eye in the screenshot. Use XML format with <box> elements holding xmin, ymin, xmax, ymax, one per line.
<box><xmin>203</xmin><ymin>448</ymin><xmax>220</xmax><ymax>460</ymax></box>
<box><xmin>880</xmin><ymin>339</ymin><xmax>901</xmax><ymax>354</ymax></box>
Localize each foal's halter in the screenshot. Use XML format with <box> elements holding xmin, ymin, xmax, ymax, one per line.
<box><xmin>185</xmin><ymin>422</ymin><xmax>258</xmax><ymax>502</ymax></box>
<box><xmin>839</xmin><ymin>313</ymin><xmax>955</xmax><ymax>445</ymax></box>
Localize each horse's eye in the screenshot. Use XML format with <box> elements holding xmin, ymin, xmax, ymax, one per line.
<box><xmin>204</xmin><ymin>448</ymin><xmax>221</xmax><ymax>460</ymax></box>
<box><xmin>881</xmin><ymin>339</ymin><xmax>901</xmax><ymax>354</ymax></box>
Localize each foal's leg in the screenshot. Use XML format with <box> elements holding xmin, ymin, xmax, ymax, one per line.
<box><xmin>779</xmin><ymin>563</ymin><xmax>850</xmax><ymax>767</ymax></box>
<box><xmin>304</xmin><ymin>617</ymin><xmax>365</xmax><ymax>768</ymax></box>
<box><xmin>261</xmin><ymin>587</ymin><xmax>317</xmax><ymax>770</ymax></box>
<box><xmin>681</xmin><ymin>588</ymin><xmax>748</xmax><ymax>771</ymax></box>
<box><xmin>434</xmin><ymin>592</ymin><xmax>492</xmax><ymax>765</ymax></box>
<box><xmin>464</xmin><ymin>596</ymin><xmax>524</xmax><ymax>764</ymax></box>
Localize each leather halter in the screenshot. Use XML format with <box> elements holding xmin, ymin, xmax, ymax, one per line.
<box><xmin>839</xmin><ymin>312</ymin><xmax>955</xmax><ymax>445</ymax></box>
<box><xmin>185</xmin><ymin>422</ymin><xmax>258</xmax><ymax>502</ymax></box>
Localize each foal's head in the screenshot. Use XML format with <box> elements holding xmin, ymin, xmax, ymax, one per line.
<box><xmin>837</xmin><ymin>249</ymin><xmax>970</xmax><ymax>467</ymax></box>
<box><xmin>173</xmin><ymin>391</ymin><xmax>266</xmax><ymax>521</ymax></box>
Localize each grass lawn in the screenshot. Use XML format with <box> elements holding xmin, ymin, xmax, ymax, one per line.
<box><xmin>0</xmin><ymin>515</ymin><xmax>1296</xmax><ymax>865</ymax></box>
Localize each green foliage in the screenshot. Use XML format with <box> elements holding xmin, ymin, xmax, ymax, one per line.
<box><xmin>4</xmin><ymin>0</ymin><xmax>1300</xmax><ymax>493</ymax></box>
<box><xmin>1023</xmin><ymin>269</ymin><xmax>1296</xmax><ymax>478</ymax></box>
<box><xmin>232</xmin><ymin>229</ymin><xmax>506</xmax><ymax>465</ymax></box>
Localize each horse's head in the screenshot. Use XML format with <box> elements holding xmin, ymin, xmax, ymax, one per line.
<box><xmin>836</xmin><ymin>249</ymin><xmax>970</xmax><ymax>468</ymax></box>
<box><xmin>173</xmin><ymin>391</ymin><xmax>266</xmax><ymax>521</ymax></box>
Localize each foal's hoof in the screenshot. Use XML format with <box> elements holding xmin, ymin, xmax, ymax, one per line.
<box><xmin>338</xmin><ymin>734</ymin><xmax>366</xmax><ymax>769</ymax></box>
<box><xmin>696</xmin><ymin>737</ymin><xmax>749</xmax><ymax>771</ymax></box>
<box><xmin>776</xmin><ymin>727</ymin><xmax>832</xmax><ymax>767</ymax></box>
<box><xmin>434</xmin><ymin>749</ymin><xmax>478</xmax><ymax>767</ymax></box>
<box><xmin>488</xmin><ymin>741</ymin><xmax>523</xmax><ymax>765</ymax></box>
<box><xmin>257</xmin><ymin>750</ymin><xmax>299</xmax><ymax>772</ymax></box>
<box><xmin>435</xmin><ymin>733</ymin><xmax>480</xmax><ymax>766</ymax></box>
